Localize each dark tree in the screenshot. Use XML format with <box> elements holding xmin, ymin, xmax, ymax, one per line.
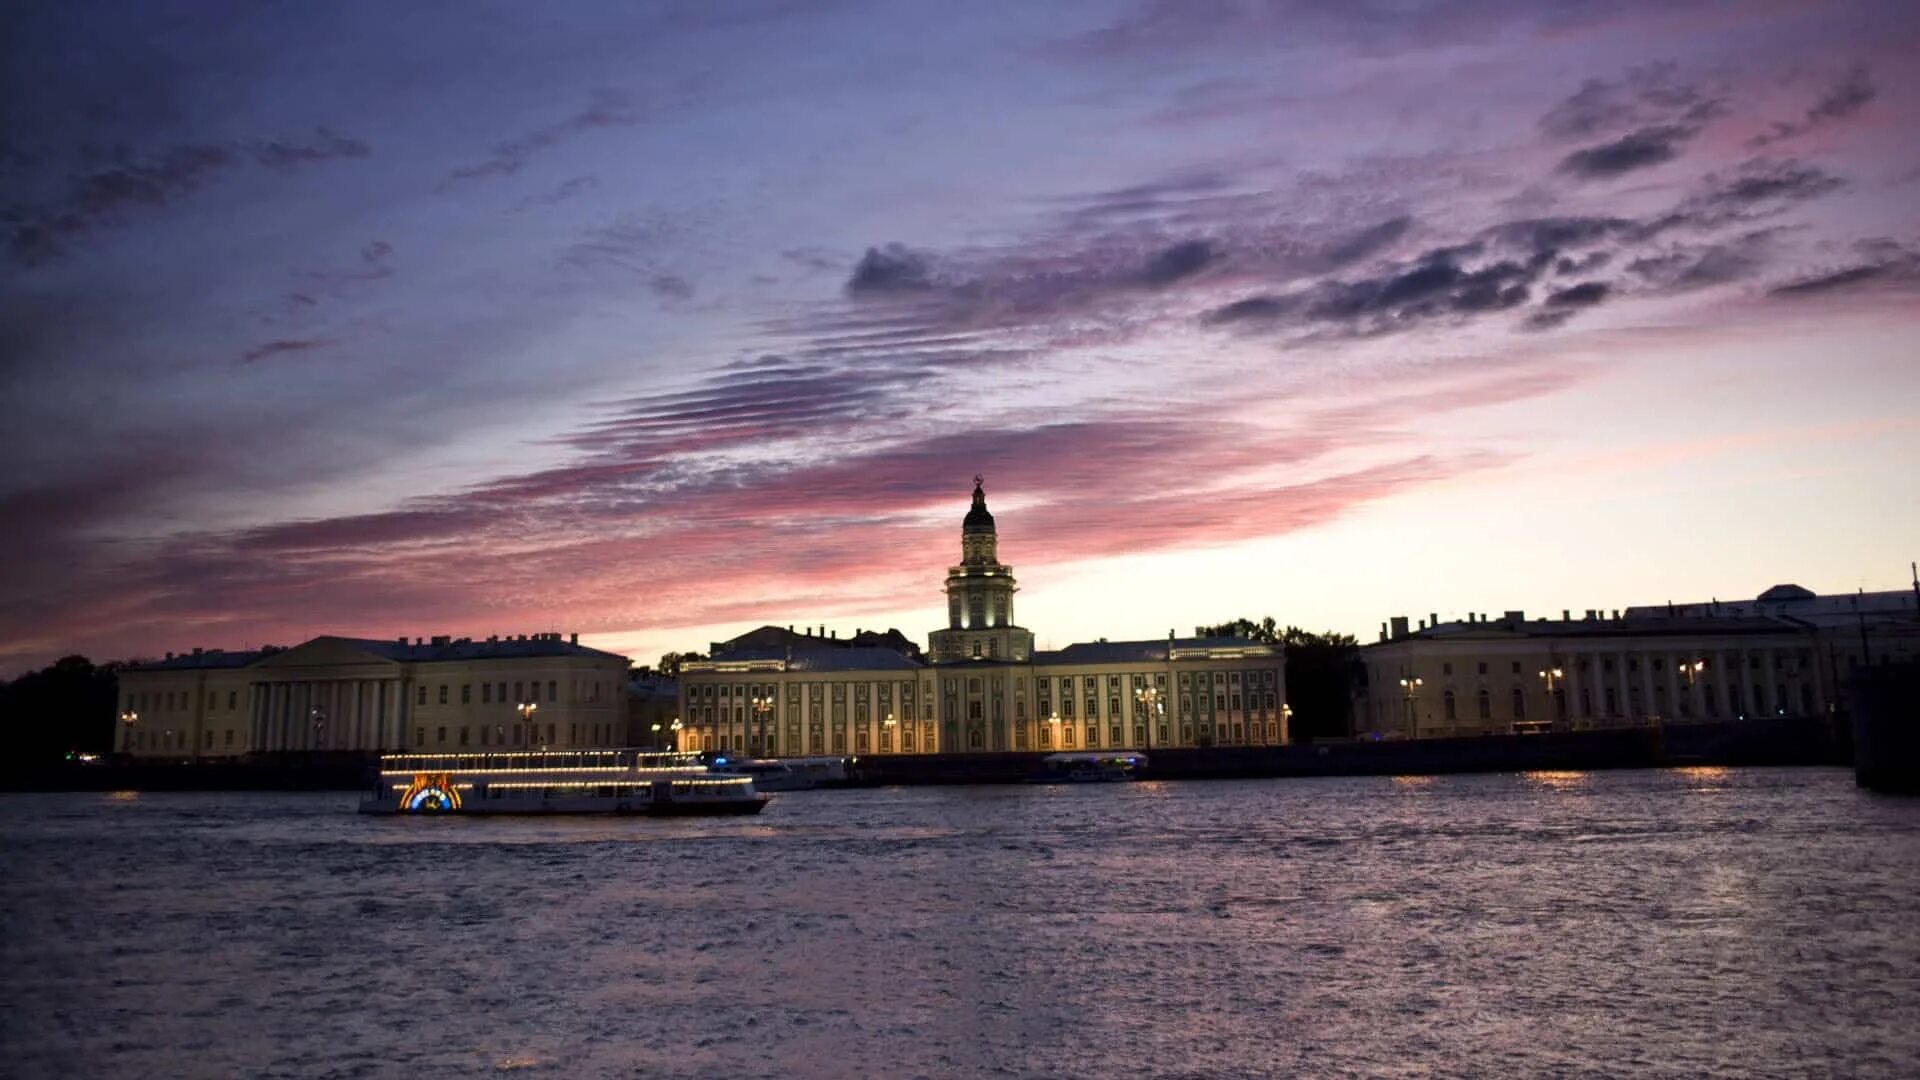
<box><xmin>0</xmin><ymin>656</ymin><xmax>122</xmax><ymax>765</ymax></box>
<box><xmin>1194</xmin><ymin>619</ymin><xmax>1362</xmax><ymax>741</ymax></box>
<box><xmin>655</xmin><ymin>651</ymin><xmax>708</xmax><ymax>677</ymax></box>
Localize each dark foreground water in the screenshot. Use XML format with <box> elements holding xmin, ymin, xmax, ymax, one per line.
<box><xmin>3</xmin><ymin>768</ymin><xmax>1917</xmax><ymax>1079</ymax></box>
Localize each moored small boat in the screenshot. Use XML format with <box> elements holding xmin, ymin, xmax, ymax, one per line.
<box><xmin>1028</xmin><ymin>751</ymin><xmax>1148</xmax><ymax>783</ymax></box>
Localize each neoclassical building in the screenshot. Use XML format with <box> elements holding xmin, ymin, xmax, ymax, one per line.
<box><xmin>1354</xmin><ymin>589</ymin><xmax>1920</xmax><ymax>739</ymax></box>
<box><xmin>117</xmin><ymin>633</ymin><xmax>630</xmax><ymax>759</ymax></box>
<box><xmin>677</xmin><ymin>480</ymin><xmax>1286</xmax><ymax>756</ymax></box>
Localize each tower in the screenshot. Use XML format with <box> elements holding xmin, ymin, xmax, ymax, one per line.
<box><xmin>929</xmin><ymin>477</ymin><xmax>1034</xmax><ymax>664</ymax></box>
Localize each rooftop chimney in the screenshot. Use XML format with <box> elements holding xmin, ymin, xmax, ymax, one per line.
<box><xmin>1562</xmin><ymin>609</ymin><xmax>1570</xmax><ymax>621</ymax></box>
<box><xmin>1390</xmin><ymin>616</ymin><xmax>1410</xmax><ymax>638</ymax></box>
<box><xmin>570</xmin><ymin>632</ymin><xmax>578</xmax><ymax>645</ymax></box>
<box><xmin>1504</xmin><ymin>610</ymin><xmax>1524</xmax><ymax>623</ymax></box>
<box><xmin>192</xmin><ymin>647</ymin><xmax>203</xmax><ymax>656</ymax></box>
<box><xmin>1379</xmin><ymin>622</ymin><xmax>1388</xmax><ymax>642</ymax></box>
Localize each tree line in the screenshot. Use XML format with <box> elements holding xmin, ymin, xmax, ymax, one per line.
<box><xmin>1</xmin><ymin>656</ymin><xmax>123</xmax><ymax>766</ymax></box>
<box><xmin>1192</xmin><ymin>617</ymin><xmax>1363</xmax><ymax>742</ymax></box>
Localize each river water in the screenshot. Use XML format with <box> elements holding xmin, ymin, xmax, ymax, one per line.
<box><xmin>3</xmin><ymin>768</ymin><xmax>1916</xmax><ymax>1079</ymax></box>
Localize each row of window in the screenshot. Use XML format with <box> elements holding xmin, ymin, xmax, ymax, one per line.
<box><xmin>417</xmin><ymin>680</ymin><xmax>605</xmax><ymax>708</ymax></box>
<box><xmin>1424</xmin><ymin>650</ymin><xmax>1814</xmax><ymax>680</ymax></box>
<box><xmin>128</xmin><ymin>728</ymin><xmax>240</xmax><ymax>751</ymax></box>
<box><xmin>689</xmin><ymin>669</ymin><xmax>1278</xmax><ymax>704</ymax></box>
<box><xmin>1430</xmin><ymin>681</ymin><xmax>1816</xmax><ymax>724</ymax></box>
<box><xmin>409</xmin><ymin>721</ymin><xmax>617</xmax><ymax>748</ymax></box>
<box><xmin>124</xmin><ymin>689</ymin><xmax>242</xmax><ymax>713</ymax></box>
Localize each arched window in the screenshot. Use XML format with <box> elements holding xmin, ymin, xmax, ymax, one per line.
<box><xmin>1511</xmin><ymin>687</ymin><xmax>1525</xmax><ymax>719</ymax></box>
<box><xmin>1443</xmin><ymin>690</ymin><xmax>1457</xmax><ymax>722</ymax></box>
<box><xmin>1477</xmin><ymin>689</ymin><xmax>1492</xmax><ymax>720</ymax></box>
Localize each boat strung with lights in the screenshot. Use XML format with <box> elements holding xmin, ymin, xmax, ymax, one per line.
<box><xmin>1028</xmin><ymin>751</ymin><xmax>1148</xmax><ymax>783</ymax></box>
<box><xmin>359</xmin><ymin>749</ymin><xmax>769</xmax><ymax>816</ymax></box>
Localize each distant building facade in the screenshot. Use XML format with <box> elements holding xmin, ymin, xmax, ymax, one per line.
<box><xmin>1355</xmin><ymin>587</ymin><xmax>1920</xmax><ymax>739</ymax></box>
<box><xmin>677</xmin><ymin>480</ymin><xmax>1286</xmax><ymax>755</ymax></box>
<box><xmin>117</xmin><ymin>633</ymin><xmax>629</xmax><ymax>759</ymax></box>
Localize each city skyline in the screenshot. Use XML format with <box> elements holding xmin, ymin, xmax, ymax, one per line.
<box><xmin>5</xmin><ymin>1</ymin><xmax>1919</xmax><ymax>674</ymax></box>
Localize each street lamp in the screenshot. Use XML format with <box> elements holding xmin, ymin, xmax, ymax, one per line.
<box><xmin>1047</xmin><ymin>711</ymin><xmax>1061</xmax><ymax>748</ymax></box>
<box><xmin>119</xmin><ymin>709</ymin><xmax>138</xmax><ymax>754</ymax></box>
<box><xmin>884</xmin><ymin>711</ymin><xmax>896</xmax><ymax>753</ymax></box>
<box><xmin>1538</xmin><ymin>666</ymin><xmax>1566</xmax><ymax>726</ymax></box>
<box><xmin>650</xmin><ymin>722</ymin><xmax>662</xmax><ymax>749</ymax></box>
<box><xmin>1680</xmin><ymin>659</ymin><xmax>1706</xmax><ymax>686</ymax></box>
<box><xmin>518</xmin><ymin>700</ymin><xmax>538</xmax><ymax>746</ymax></box>
<box><xmin>1133</xmin><ymin>686</ymin><xmax>1162</xmax><ymax>749</ymax></box>
<box><xmin>751</xmin><ymin>694</ymin><xmax>774</xmax><ymax>757</ymax></box>
<box><xmin>670</xmin><ymin>716</ymin><xmax>683</xmax><ymax>752</ymax></box>
<box><xmin>1398</xmin><ymin>675</ymin><xmax>1423</xmax><ymax>736</ymax></box>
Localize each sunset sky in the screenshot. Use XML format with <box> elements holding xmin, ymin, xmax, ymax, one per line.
<box><xmin>3</xmin><ymin>0</ymin><xmax>1918</xmax><ymax>673</ymax></box>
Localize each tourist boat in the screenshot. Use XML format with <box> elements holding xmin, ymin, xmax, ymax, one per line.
<box><xmin>359</xmin><ymin>749</ymin><xmax>769</xmax><ymax>815</ymax></box>
<box><xmin>1029</xmin><ymin>751</ymin><xmax>1148</xmax><ymax>783</ymax></box>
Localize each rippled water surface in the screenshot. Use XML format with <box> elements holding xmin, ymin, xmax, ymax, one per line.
<box><xmin>4</xmin><ymin>768</ymin><xmax>1918</xmax><ymax>1078</ymax></box>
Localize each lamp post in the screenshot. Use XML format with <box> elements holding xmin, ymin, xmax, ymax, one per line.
<box><xmin>1282</xmin><ymin>702</ymin><xmax>1293</xmax><ymax>745</ymax></box>
<box><xmin>1680</xmin><ymin>658</ymin><xmax>1706</xmax><ymax>719</ymax></box>
<box><xmin>884</xmin><ymin>711</ymin><xmax>896</xmax><ymax>753</ymax></box>
<box><xmin>1133</xmin><ymin>686</ymin><xmax>1159</xmax><ymax>750</ymax></box>
<box><xmin>1048</xmin><ymin>711</ymin><xmax>1061</xmax><ymax>749</ymax></box>
<box><xmin>310</xmin><ymin>707</ymin><xmax>326</xmax><ymax>752</ymax></box>
<box><xmin>650</xmin><ymin>722</ymin><xmax>662</xmax><ymax>750</ymax></box>
<box><xmin>752</xmin><ymin>694</ymin><xmax>774</xmax><ymax>757</ymax></box>
<box><xmin>119</xmin><ymin>709</ymin><xmax>138</xmax><ymax>755</ymax></box>
<box><xmin>519</xmin><ymin>701</ymin><xmax>538</xmax><ymax>747</ymax></box>
<box><xmin>1398</xmin><ymin>675</ymin><xmax>1423</xmax><ymax>737</ymax></box>
<box><xmin>1539</xmin><ymin>666</ymin><xmax>1564</xmax><ymax>726</ymax></box>
<box><xmin>670</xmin><ymin>717</ymin><xmax>683</xmax><ymax>752</ymax></box>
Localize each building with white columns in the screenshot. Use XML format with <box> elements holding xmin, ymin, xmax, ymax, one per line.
<box><xmin>677</xmin><ymin>480</ymin><xmax>1287</xmax><ymax>756</ymax></box>
<box><xmin>1354</xmin><ymin>592</ymin><xmax>1920</xmax><ymax>740</ymax></box>
<box><xmin>116</xmin><ymin>633</ymin><xmax>629</xmax><ymax>759</ymax></box>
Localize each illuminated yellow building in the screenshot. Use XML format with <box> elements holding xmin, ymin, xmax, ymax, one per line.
<box><xmin>116</xmin><ymin>633</ymin><xmax>629</xmax><ymax>759</ymax></box>
<box><xmin>678</xmin><ymin>480</ymin><xmax>1287</xmax><ymax>755</ymax></box>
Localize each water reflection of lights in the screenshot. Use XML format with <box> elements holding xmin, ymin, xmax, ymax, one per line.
<box><xmin>106</xmin><ymin>790</ymin><xmax>140</xmax><ymax>802</ymax></box>
<box><xmin>1391</xmin><ymin>775</ymin><xmax>1434</xmax><ymax>789</ymax></box>
<box><xmin>1675</xmin><ymin>765</ymin><xmax>1731</xmax><ymax>788</ymax></box>
<box><xmin>1522</xmin><ymin>770</ymin><xmax>1590</xmax><ymax>791</ymax></box>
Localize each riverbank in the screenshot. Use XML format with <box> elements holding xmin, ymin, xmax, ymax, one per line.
<box><xmin>2</xmin><ymin>716</ymin><xmax>1851</xmax><ymax>792</ymax></box>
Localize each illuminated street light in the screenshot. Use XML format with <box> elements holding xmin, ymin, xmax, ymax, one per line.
<box><xmin>1133</xmin><ymin>686</ymin><xmax>1161</xmax><ymax>749</ymax></box>
<box><xmin>752</xmin><ymin>694</ymin><xmax>774</xmax><ymax>756</ymax></box>
<box><xmin>1398</xmin><ymin>675</ymin><xmax>1423</xmax><ymax>736</ymax></box>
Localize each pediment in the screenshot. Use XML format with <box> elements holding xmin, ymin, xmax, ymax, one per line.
<box><xmin>251</xmin><ymin>636</ymin><xmax>405</xmax><ymax>671</ymax></box>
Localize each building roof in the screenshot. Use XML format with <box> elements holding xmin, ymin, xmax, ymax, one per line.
<box><xmin>125</xmin><ymin>649</ymin><xmax>271</xmax><ymax>672</ymax></box>
<box><xmin>1757</xmin><ymin>583</ymin><xmax>1818</xmax><ymax>602</ymax></box>
<box><xmin>1384</xmin><ymin>614</ymin><xmax>1811</xmax><ymax>645</ymax></box>
<box><xmin>712</xmin><ymin>624</ymin><xmax>922</xmax><ymax>660</ymax></box>
<box><xmin>325</xmin><ymin>634</ymin><xmax>627</xmax><ymax>663</ymax></box>
<box><xmin>1033</xmin><ymin>636</ymin><xmax>1278</xmax><ymax>665</ymax></box>
<box><xmin>694</xmin><ymin>647</ymin><xmax>926</xmax><ymax>673</ymax></box>
<box><xmin>131</xmin><ymin>634</ymin><xmax>627</xmax><ymax>671</ymax></box>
